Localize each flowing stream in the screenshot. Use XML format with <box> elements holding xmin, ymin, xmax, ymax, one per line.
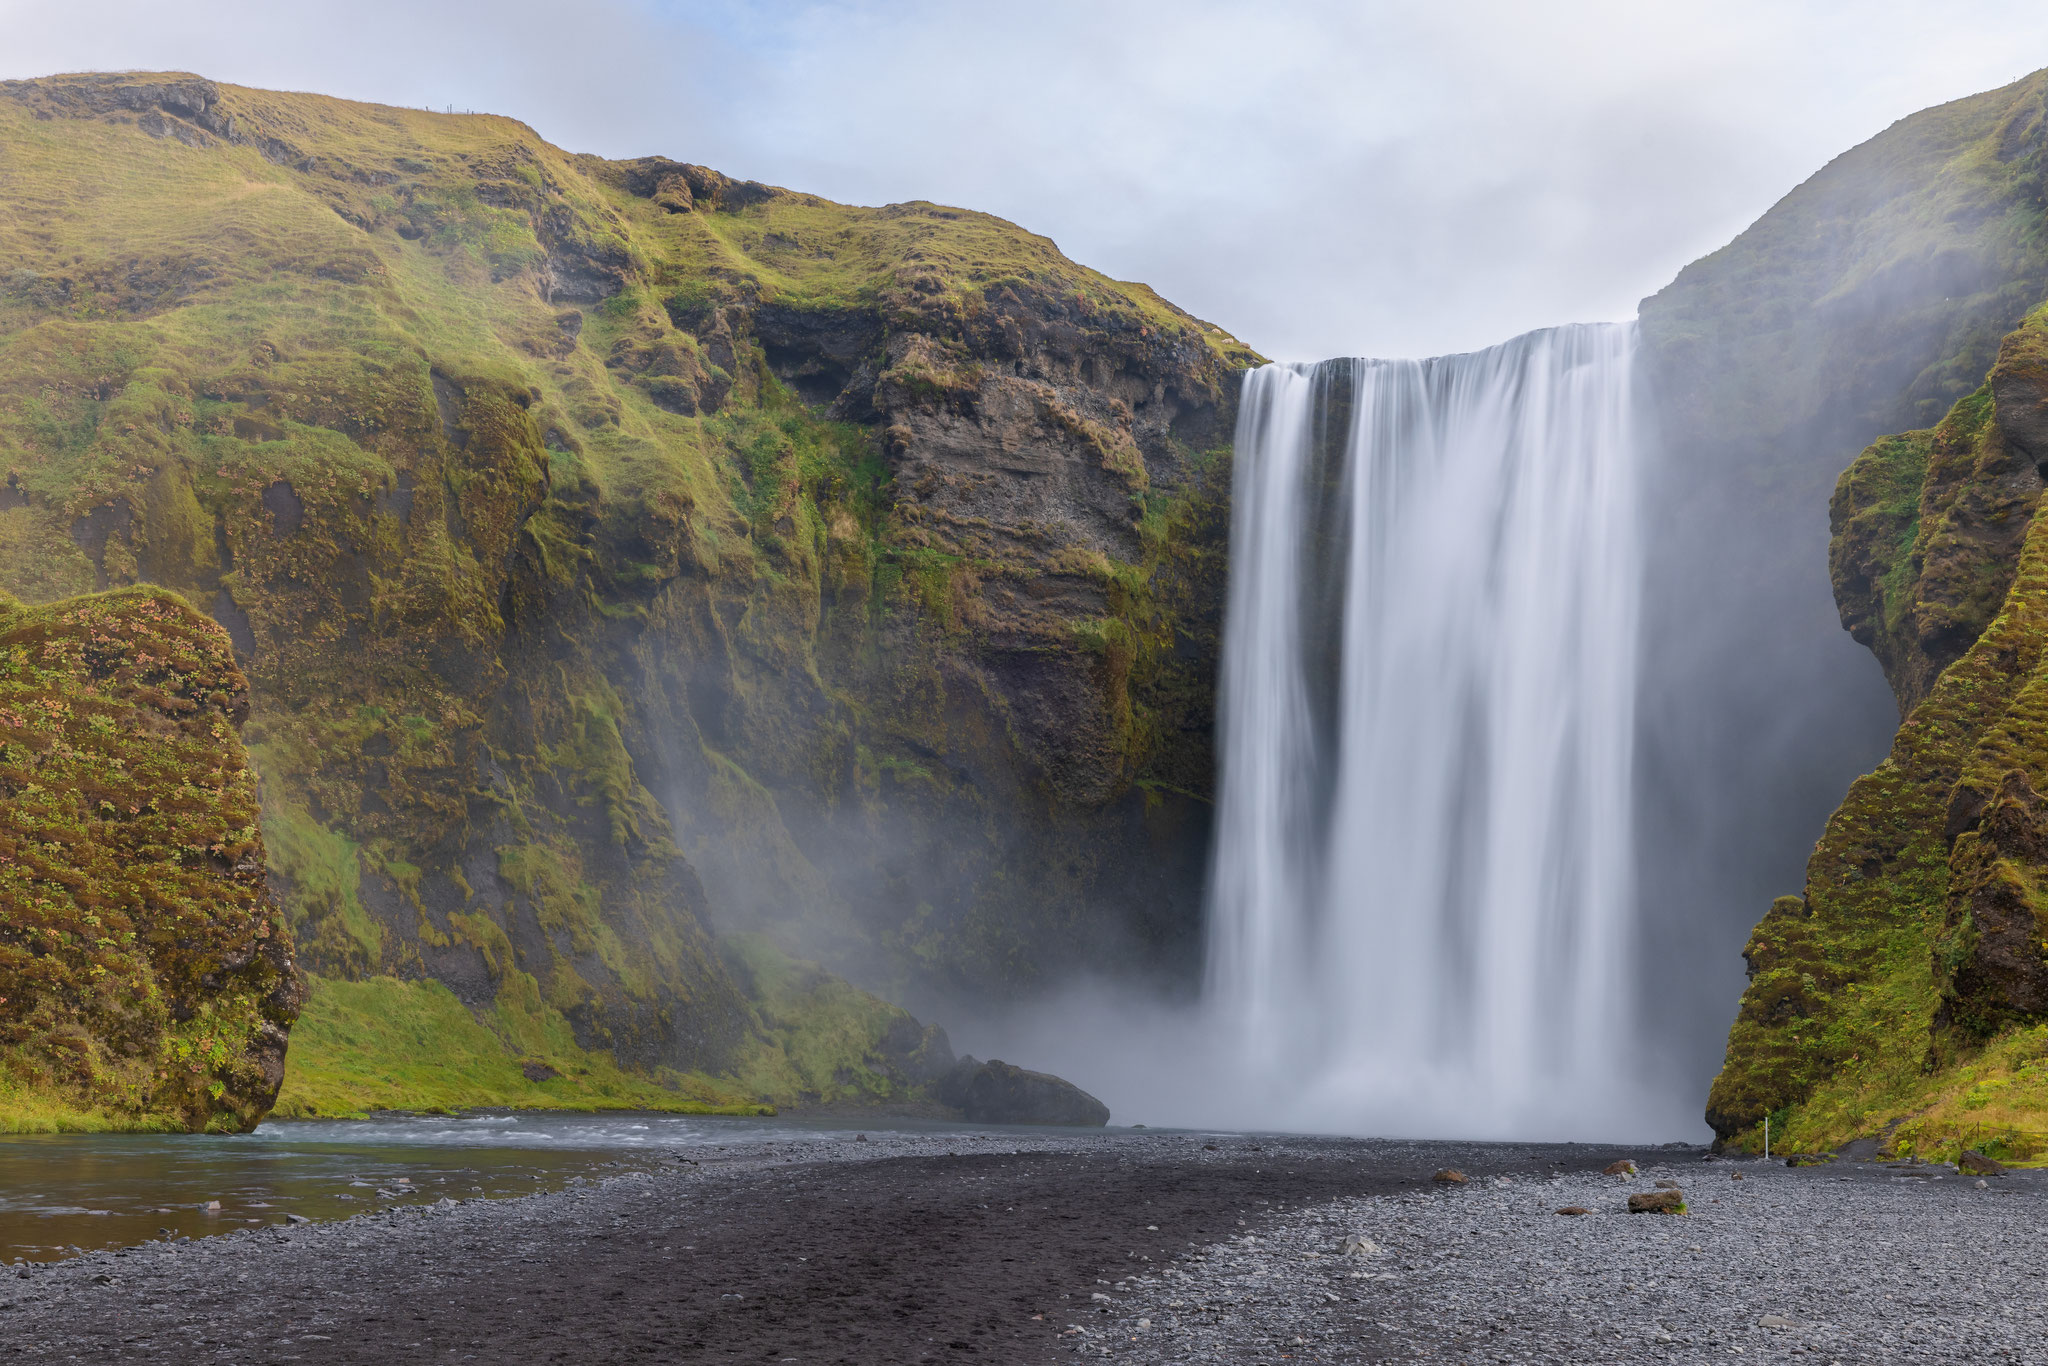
<box><xmin>0</xmin><ymin>1112</ymin><xmax>1098</xmax><ymax>1264</ymax></box>
<box><xmin>1207</xmin><ymin>322</ymin><xmax>1646</xmax><ymax>1137</ymax></box>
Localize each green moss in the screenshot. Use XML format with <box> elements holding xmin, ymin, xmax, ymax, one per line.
<box><xmin>1710</xmin><ymin>305</ymin><xmax>2048</xmax><ymax>1157</ymax></box>
<box><xmin>719</xmin><ymin>933</ymin><xmax>934</xmax><ymax>1108</ymax></box>
<box><xmin>273</xmin><ymin>974</ymin><xmax>768</xmax><ymax>1118</ymax></box>
<box><xmin>0</xmin><ymin>71</ymin><xmax>1252</xmax><ymax>1104</ymax></box>
<box><xmin>0</xmin><ymin>586</ymin><xmax>298</xmax><ymax>1133</ymax></box>
<box><xmin>261</xmin><ymin>803</ymin><xmax>381</xmax><ymax>970</ymax></box>
<box><xmin>1643</xmin><ymin>68</ymin><xmax>2048</xmax><ymax>442</ymax></box>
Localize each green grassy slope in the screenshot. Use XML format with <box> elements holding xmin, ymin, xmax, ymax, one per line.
<box><xmin>0</xmin><ymin>73</ymin><xmax>1254</xmax><ymax>1120</ymax></box>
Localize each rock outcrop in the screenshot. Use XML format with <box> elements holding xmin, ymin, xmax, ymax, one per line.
<box><xmin>1706</xmin><ymin>305</ymin><xmax>2048</xmax><ymax>1158</ymax></box>
<box><xmin>0</xmin><ymin>588</ymin><xmax>300</xmax><ymax>1130</ymax></box>
<box><xmin>938</xmin><ymin>1056</ymin><xmax>1111</xmax><ymax>1126</ymax></box>
<box><xmin>0</xmin><ymin>72</ymin><xmax>1255</xmax><ymax>1107</ymax></box>
<box><xmin>1636</xmin><ymin>65</ymin><xmax>2048</xmax><ymax>1103</ymax></box>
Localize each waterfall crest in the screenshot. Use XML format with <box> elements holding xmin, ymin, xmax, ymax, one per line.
<box><xmin>1207</xmin><ymin>322</ymin><xmax>1645</xmax><ymax>1136</ymax></box>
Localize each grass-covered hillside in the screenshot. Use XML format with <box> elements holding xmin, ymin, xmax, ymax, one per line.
<box><xmin>1643</xmin><ymin>68</ymin><xmax>2048</xmax><ymax>447</ymax></box>
<box><xmin>0</xmin><ymin>72</ymin><xmax>1254</xmax><ymax>1119</ymax></box>
<box><xmin>1707</xmin><ymin>304</ymin><xmax>2048</xmax><ymax>1162</ymax></box>
<box><xmin>0</xmin><ymin>587</ymin><xmax>298</xmax><ymax>1131</ymax></box>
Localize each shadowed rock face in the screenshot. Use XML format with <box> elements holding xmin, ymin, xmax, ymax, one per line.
<box><xmin>1706</xmin><ymin>305</ymin><xmax>2048</xmax><ymax>1152</ymax></box>
<box><xmin>940</xmin><ymin>1057</ymin><xmax>1112</xmax><ymax>1126</ymax></box>
<box><xmin>0</xmin><ymin>588</ymin><xmax>301</xmax><ymax>1131</ymax></box>
<box><xmin>1634</xmin><ymin>66</ymin><xmax>2048</xmax><ymax>1133</ymax></box>
<box><xmin>0</xmin><ymin>72</ymin><xmax>1257</xmax><ymax>1100</ymax></box>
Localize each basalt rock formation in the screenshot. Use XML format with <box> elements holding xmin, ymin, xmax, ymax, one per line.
<box><xmin>0</xmin><ymin>587</ymin><xmax>299</xmax><ymax>1131</ymax></box>
<box><xmin>0</xmin><ymin>72</ymin><xmax>1251</xmax><ymax>1112</ymax></box>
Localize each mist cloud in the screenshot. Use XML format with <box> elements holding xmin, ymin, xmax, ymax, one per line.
<box><xmin>4</xmin><ymin>0</ymin><xmax>2048</xmax><ymax>358</ymax></box>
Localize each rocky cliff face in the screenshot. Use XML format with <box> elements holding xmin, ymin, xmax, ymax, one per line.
<box><xmin>0</xmin><ymin>587</ymin><xmax>299</xmax><ymax>1131</ymax></box>
<box><xmin>1634</xmin><ymin>68</ymin><xmax>2048</xmax><ymax>1096</ymax></box>
<box><xmin>0</xmin><ymin>73</ymin><xmax>1252</xmax><ymax>1104</ymax></box>
<box><xmin>1706</xmin><ymin>306</ymin><xmax>2048</xmax><ymax>1157</ymax></box>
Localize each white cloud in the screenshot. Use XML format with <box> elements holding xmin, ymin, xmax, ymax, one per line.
<box><xmin>4</xmin><ymin>0</ymin><xmax>2047</xmax><ymax>358</ymax></box>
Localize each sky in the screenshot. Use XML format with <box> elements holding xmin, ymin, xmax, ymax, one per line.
<box><xmin>5</xmin><ymin>0</ymin><xmax>2048</xmax><ymax>360</ymax></box>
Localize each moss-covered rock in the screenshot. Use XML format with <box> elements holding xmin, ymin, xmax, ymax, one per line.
<box><xmin>1831</xmin><ymin>381</ymin><xmax>2039</xmax><ymax>715</ymax></box>
<box><xmin>1707</xmin><ymin>305</ymin><xmax>2048</xmax><ymax>1161</ymax></box>
<box><xmin>1636</xmin><ymin>67</ymin><xmax>2048</xmax><ymax>1097</ymax></box>
<box><xmin>0</xmin><ymin>72</ymin><xmax>1253</xmax><ymax>1105</ymax></box>
<box><xmin>0</xmin><ymin>586</ymin><xmax>299</xmax><ymax>1131</ymax></box>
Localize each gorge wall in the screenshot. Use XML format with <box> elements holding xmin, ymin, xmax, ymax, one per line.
<box><xmin>1657</xmin><ymin>68</ymin><xmax>2048</xmax><ymax>1155</ymax></box>
<box><xmin>1706</xmin><ymin>305</ymin><xmax>2048</xmax><ymax>1158</ymax></box>
<box><xmin>0</xmin><ymin>72</ymin><xmax>1254</xmax><ymax>1116</ymax></box>
<box><xmin>1636</xmin><ymin>66</ymin><xmax>2048</xmax><ymax>1103</ymax></box>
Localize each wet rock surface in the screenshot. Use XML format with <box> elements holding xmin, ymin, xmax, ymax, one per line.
<box><xmin>938</xmin><ymin>1057</ymin><xmax>1113</xmax><ymax>1126</ymax></box>
<box><xmin>7</xmin><ymin>1136</ymin><xmax>2041</xmax><ymax>1363</ymax></box>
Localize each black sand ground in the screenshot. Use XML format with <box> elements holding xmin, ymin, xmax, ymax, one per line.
<box><xmin>1</xmin><ymin>1132</ymin><xmax>1640</xmax><ymax>1363</ymax></box>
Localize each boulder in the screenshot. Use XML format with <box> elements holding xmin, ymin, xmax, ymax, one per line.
<box><xmin>1628</xmin><ymin>1190</ymin><xmax>1686</xmax><ymax>1214</ymax></box>
<box><xmin>1959</xmin><ymin>1149</ymin><xmax>2009</xmax><ymax>1175</ymax></box>
<box><xmin>1432</xmin><ymin>1169</ymin><xmax>1469</xmax><ymax>1185</ymax></box>
<box><xmin>938</xmin><ymin>1058</ymin><xmax>1110</xmax><ymax>1126</ymax></box>
<box><xmin>1602</xmin><ymin>1159</ymin><xmax>1637</xmax><ymax>1176</ymax></box>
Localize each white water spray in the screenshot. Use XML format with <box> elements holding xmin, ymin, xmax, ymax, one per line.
<box><xmin>1207</xmin><ymin>323</ymin><xmax>1647</xmax><ymax>1137</ymax></box>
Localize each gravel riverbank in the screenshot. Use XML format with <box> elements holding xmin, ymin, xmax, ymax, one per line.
<box><xmin>1081</xmin><ymin>1154</ymin><xmax>2048</xmax><ymax>1364</ymax></box>
<box><xmin>2</xmin><ymin>1131</ymin><xmax>2039</xmax><ymax>1364</ymax></box>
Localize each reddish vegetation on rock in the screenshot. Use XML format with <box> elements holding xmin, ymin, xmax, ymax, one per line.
<box><xmin>0</xmin><ymin>587</ymin><xmax>300</xmax><ymax>1130</ymax></box>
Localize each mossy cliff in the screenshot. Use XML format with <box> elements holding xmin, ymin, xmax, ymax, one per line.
<box><xmin>1633</xmin><ymin>67</ymin><xmax>2048</xmax><ymax>1087</ymax></box>
<box><xmin>0</xmin><ymin>73</ymin><xmax>1252</xmax><ymax>1111</ymax></box>
<box><xmin>1706</xmin><ymin>305</ymin><xmax>2048</xmax><ymax>1160</ymax></box>
<box><xmin>1643</xmin><ymin>68</ymin><xmax>2048</xmax><ymax>451</ymax></box>
<box><xmin>0</xmin><ymin>586</ymin><xmax>299</xmax><ymax>1131</ymax></box>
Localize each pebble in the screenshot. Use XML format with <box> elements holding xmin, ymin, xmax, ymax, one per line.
<box><xmin>1081</xmin><ymin>1160</ymin><xmax>2048</xmax><ymax>1363</ymax></box>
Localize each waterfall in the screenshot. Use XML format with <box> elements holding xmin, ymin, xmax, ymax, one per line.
<box><xmin>1207</xmin><ymin>322</ymin><xmax>1645</xmax><ymax>1137</ymax></box>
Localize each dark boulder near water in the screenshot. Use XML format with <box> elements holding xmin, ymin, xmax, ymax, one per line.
<box><xmin>938</xmin><ymin>1057</ymin><xmax>1111</xmax><ymax>1126</ymax></box>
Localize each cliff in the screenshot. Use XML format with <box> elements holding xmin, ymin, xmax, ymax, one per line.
<box><xmin>1706</xmin><ymin>304</ymin><xmax>2048</xmax><ymax>1159</ymax></box>
<box><xmin>1634</xmin><ymin>67</ymin><xmax>2048</xmax><ymax>1095</ymax></box>
<box><xmin>0</xmin><ymin>72</ymin><xmax>1252</xmax><ymax>1113</ymax></box>
<box><xmin>0</xmin><ymin>587</ymin><xmax>299</xmax><ymax>1131</ymax></box>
